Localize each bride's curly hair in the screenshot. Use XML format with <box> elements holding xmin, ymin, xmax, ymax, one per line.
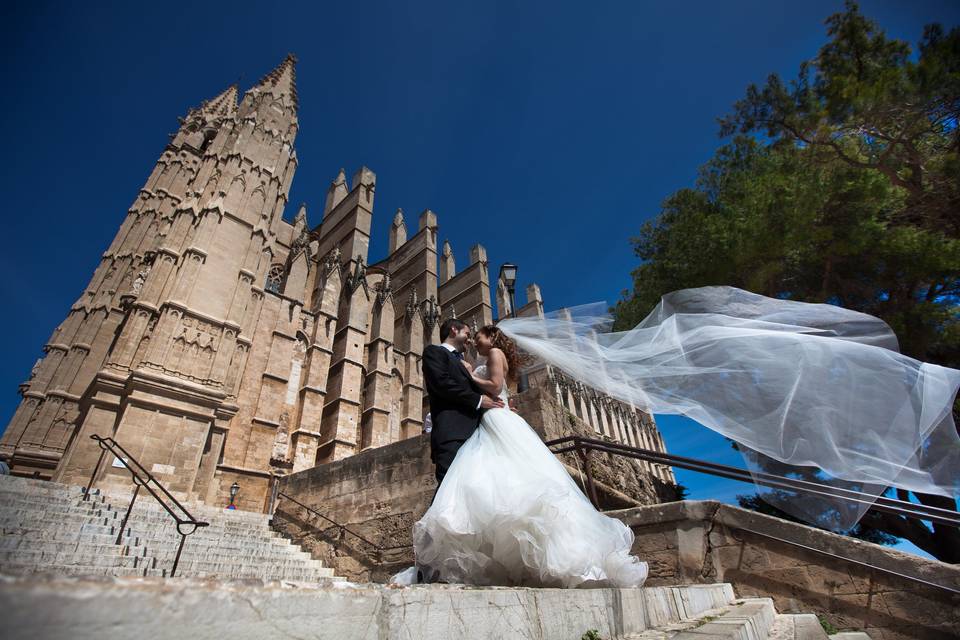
<box><xmin>477</xmin><ymin>325</ymin><xmax>526</xmax><ymax>381</ymax></box>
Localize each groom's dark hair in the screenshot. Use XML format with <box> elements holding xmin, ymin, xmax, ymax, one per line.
<box><xmin>440</xmin><ymin>318</ymin><xmax>468</xmax><ymax>342</ymax></box>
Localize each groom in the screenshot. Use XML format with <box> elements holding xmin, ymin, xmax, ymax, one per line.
<box><xmin>423</xmin><ymin>318</ymin><xmax>504</xmax><ymax>487</ymax></box>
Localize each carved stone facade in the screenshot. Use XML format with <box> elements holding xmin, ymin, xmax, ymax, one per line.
<box><xmin>0</xmin><ymin>56</ymin><xmax>674</xmax><ymax>511</ymax></box>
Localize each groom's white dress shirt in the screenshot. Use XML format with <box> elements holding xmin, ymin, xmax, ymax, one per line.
<box><xmin>441</xmin><ymin>342</ymin><xmax>483</xmax><ymax>410</ymax></box>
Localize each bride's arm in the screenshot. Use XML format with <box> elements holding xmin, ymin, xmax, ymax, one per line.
<box><xmin>471</xmin><ymin>349</ymin><xmax>508</xmax><ymax>396</ymax></box>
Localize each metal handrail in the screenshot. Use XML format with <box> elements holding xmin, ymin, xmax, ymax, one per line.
<box><xmin>546</xmin><ymin>435</ymin><xmax>960</xmax><ymax>528</ymax></box>
<box><xmin>274</xmin><ymin>491</ymin><xmax>410</xmax><ymax>561</ymax></box>
<box><xmin>84</xmin><ymin>434</ymin><xmax>209</xmax><ymax>577</ymax></box>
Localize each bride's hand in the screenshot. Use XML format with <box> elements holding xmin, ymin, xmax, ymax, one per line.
<box><xmin>480</xmin><ymin>395</ymin><xmax>504</xmax><ymax>410</ymax></box>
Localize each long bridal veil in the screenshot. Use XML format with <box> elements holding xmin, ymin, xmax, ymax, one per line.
<box><xmin>499</xmin><ymin>286</ymin><xmax>960</xmax><ymax>530</ymax></box>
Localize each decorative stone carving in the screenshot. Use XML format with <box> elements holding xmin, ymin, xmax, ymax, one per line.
<box><xmin>375</xmin><ymin>274</ymin><xmax>392</xmax><ymax>306</ymax></box>
<box><xmin>344</xmin><ymin>256</ymin><xmax>367</xmax><ymax>295</ymax></box>
<box><xmin>322</xmin><ymin>246</ymin><xmax>342</xmax><ymax>278</ymax></box>
<box><xmin>28</xmin><ymin>359</ymin><xmax>41</xmax><ymax>381</ymax></box>
<box><xmin>421</xmin><ymin>295</ymin><xmax>441</xmax><ymax>332</ymax></box>
<box><xmin>131</xmin><ymin>266</ymin><xmax>150</xmax><ymax>295</ymax></box>
<box><xmin>271</xmin><ymin>411</ymin><xmax>292</xmax><ymax>468</ymax></box>
<box><xmin>404</xmin><ymin>290</ymin><xmax>419</xmax><ymax>323</ymax></box>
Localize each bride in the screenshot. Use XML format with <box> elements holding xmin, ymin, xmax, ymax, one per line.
<box><xmin>402</xmin><ymin>324</ymin><xmax>648</xmax><ymax>588</ymax></box>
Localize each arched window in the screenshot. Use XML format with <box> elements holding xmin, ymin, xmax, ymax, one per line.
<box><xmin>265</xmin><ymin>263</ymin><xmax>284</xmax><ymax>294</ymax></box>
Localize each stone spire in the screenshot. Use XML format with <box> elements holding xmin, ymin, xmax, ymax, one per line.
<box><xmin>440</xmin><ymin>240</ymin><xmax>455</xmax><ymax>283</ymax></box>
<box><xmin>389</xmin><ymin>208</ymin><xmax>407</xmax><ymax>253</ymax></box>
<box><xmin>245</xmin><ymin>53</ymin><xmax>298</xmax><ymax>109</ymax></box>
<box><xmin>324</xmin><ymin>168</ymin><xmax>348</xmax><ymax>217</ymax></box>
<box><xmin>200</xmin><ymin>84</ymin><xmax>239</xmax><ymax>118</ymax></box>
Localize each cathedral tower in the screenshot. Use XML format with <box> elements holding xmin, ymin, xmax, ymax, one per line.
<box><xmin>1</xmin><ymin>57</ymin><xmax>300</xmax><ymax>497</ymax></box>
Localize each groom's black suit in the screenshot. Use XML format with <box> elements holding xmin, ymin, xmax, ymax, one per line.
<box><xmin>422</xmin><ymin>344</ymin><xmax>483</xmax><ymax>486</ymax></box>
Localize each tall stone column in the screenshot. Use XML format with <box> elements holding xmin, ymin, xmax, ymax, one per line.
<box><xmin>290</xmin><ymin>249</ymin><xmax>341</xmax><ymax>471</ymax></box>
<box><xmin>360</xmin><ymin>275</ymin><xmax>396</xmax><ymax>450</ymax></box>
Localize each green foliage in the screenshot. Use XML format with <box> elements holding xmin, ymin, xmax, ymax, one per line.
<box><xmin>718</xmin><ymin>1</ymin><xmax>960</xmax><ymax>237</ymax></box>
<box><xmin>693</xmin><ymin>615</ymin><xmax>717</xmax><ymax>628</ymax></box>
<box><xmin>580</xmin><ymin>630</ymin><xmax>603</xmax><ymax>640</ymax></box>
<box><xmin>615</xmin><ymin>2</ymin><xmax>959</xmax><ymax>369</ymax></box>
<box><xmin>818</xmin><ymin>616</ymin><xmax>840</xmax><ymax>635</ymax></box>
<box><xmin>673</xmin><ymin>482</ymin><xmax>690</xmax><ymax>500</ymax></box>
<box><xmin>615</xmin><ymin>133</ymin><xmax>959</xmax><ymax>364</ymax></box>
<box><xmin>615</xmin><ymin>2</ymin><xmax>960</xmax><ymax>562</ymax></box>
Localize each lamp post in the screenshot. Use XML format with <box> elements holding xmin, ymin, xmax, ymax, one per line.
<box><xmin>499</xmin><ymin>263</ymin><xmax>529</xmax><ymax>392</ymax></box>
<box><xmin>228</xmin><ymin>481</ymin><xmax>240</xmax><ymax>510</ymax></box>
<box><xmin>498</xmin><ymin>263</ymin><xmax>518</xmax><ymax>319</ymax></box>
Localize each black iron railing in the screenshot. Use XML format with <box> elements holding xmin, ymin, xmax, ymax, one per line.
<box><xmin>274</xmin><ymin>491</ymin><xmax>410</xmax><ymax>562</ymax></box>
<box><xmin>84</xmin><ymin>434</ymin><xmax>209</xmax><ymax>577</ymax></box>
<box><xmin>546</xmin><ymin>435</ymin><xmax>960</xmax><ymax>528</ymax></box>
<box><xmin>546</xmin><ymin>434</ymin><xmax>960</xmax><ymax>594</ymax></box>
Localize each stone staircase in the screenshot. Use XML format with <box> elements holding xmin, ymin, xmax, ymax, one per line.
<box><xmin>0</xmin><ymin>475</ymin><xmax>874</xmax><ymax>639</ymax></box>
<box><xmin>0</xmin><ymin>474</ymin><xmax>336</xmax><ymax>582</ymax></box>
<box><xmin>0</xmin><ymin>575</ymin><xmax>871</xmax><ymax>640</ymax></box>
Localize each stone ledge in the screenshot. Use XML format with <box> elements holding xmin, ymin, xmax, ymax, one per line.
<box><xmin>611</xmin><ymin>500</ymin><xmax>960</xmax><ymax>590</ymax></box>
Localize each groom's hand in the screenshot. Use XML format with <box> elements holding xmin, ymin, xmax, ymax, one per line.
<box><xmin>480</xmin><ymin>396</ymin><xmax>504</xmax><ymax>410</ymax></box>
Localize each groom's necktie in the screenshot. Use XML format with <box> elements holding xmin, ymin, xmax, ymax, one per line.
<box><xmin>452</xmin><ymin>350</ymin><xmax>464</xmax><ymax>360</ymax></box>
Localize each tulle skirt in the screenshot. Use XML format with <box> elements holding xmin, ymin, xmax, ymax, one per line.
<box><xmin>409</xmin><ymin>407</ymin><xmax>648</xmax><ymax>588</ymax></box>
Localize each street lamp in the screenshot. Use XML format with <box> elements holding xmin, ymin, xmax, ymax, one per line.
<box><xmin>228</xmin><ymin>481</ymin><xmax>240</xmax><ymax>510</ymax></box>
<box><xmin>499</xmin><ymin>263</ymin><xmax>529</xmax><ymax>392</ymax></box>
<box><xmin>498</xmin><ymin>263</ymin><xmax>518</xmax><ymax>319</ymax></box>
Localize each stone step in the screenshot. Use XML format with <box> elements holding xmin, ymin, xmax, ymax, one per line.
<box><xmin>138</xmin><ymin>545</ymin><xmax>318</xmax><ymax>563</ymax></box>
<box><xmin>0</xmin><ymin>544</ymin><xmax>320</xmax><ymax>568</ymax></box>
<box><xmin>0</xmin><ymin>480</ymin><xmax>85</xmax><ymax>496</ymax></box>
<box><xmin>0</xmin><ymin>494</ymin><xmax>268</xmax><ymax>526</ymax></box>
<box><xmin>3</xmin><ymin>519</ymin><xmax>288</xmax><ymax>542</ymax></box>
<box><xmin>0</xmin><ymin>552</ymin><xmax>332</xmax><ymax>580</ymax></box>
<box><xmin>0</xmin><ymin>533</ymin><xmax>300</xmax><ymax>556</ymax></box>
<box><xmin>0</xmin><ymin>577</ymin><xmax>748</xmax><ymax>640</ymax></box>
<box><xmin>0</xmin><ymin>501</ymin><xmax>268</xmax><ymax>534</ymax></box>
<box><xmin>829</xmin><ymin>634</ymin><xmax>873</xmax><ymax>640</ymax></box>
<box><xmin>0</xmin><ymin>509</ymin><xmax>118</xmax><ymax>524</ymax></box>
<box><xmin>767</xmin><ymin>614</ymin><xmax>830</xmax><ymax>639</ymax></box>
<box><xmin>626</xmin><ymin>598</ymin><xmax>777</xmax><ymax>639</ymax></box>
<box><xmin>0</xmin><ymin>494</ymin><xmax>103</xmax><ymax>508</ymax></box>
<box><xmin>45</xmin><ymin>564</ymin><xmax>328</xmax><ymax>581</ymax></box>
<box><xmin>0</xmin><ymin>550</ymin><xmax>142</xmax><ymax>569</ymax></box>
<box><xmin>99</xmin><ymin>494</ymin><xmax>271</xmax><ymax>521</ymax></box>
<box><xmin>1</xmin><ymin>511</ymin><xmax>277</xmax><ymax>534</ymax></box>
<box><xmin>0</xmin><ymin>563</ymin><xmax>167</xmax><ymax>578</ymax></box>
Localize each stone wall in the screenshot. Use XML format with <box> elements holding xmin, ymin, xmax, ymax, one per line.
<box><xmin>616</xmin><ymin>500</ymin><xmax>960</xmax><ymax>640</ymax></box>
<box><xmin>272</xmin><ymin>434</ymin><xmax>431</xmax><ymax>581</ymax></box>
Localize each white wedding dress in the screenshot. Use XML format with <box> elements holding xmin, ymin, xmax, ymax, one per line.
<box><xmin>400</xmin><ymin>363</ymin><xmax>648</xmax><ymax>588</ymax></box>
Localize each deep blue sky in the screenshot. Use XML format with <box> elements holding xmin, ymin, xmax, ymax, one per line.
<box><xmin>2</xmin><ymin>1</ymin><xmax>957</xmax><ymax>559</ymax></box>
